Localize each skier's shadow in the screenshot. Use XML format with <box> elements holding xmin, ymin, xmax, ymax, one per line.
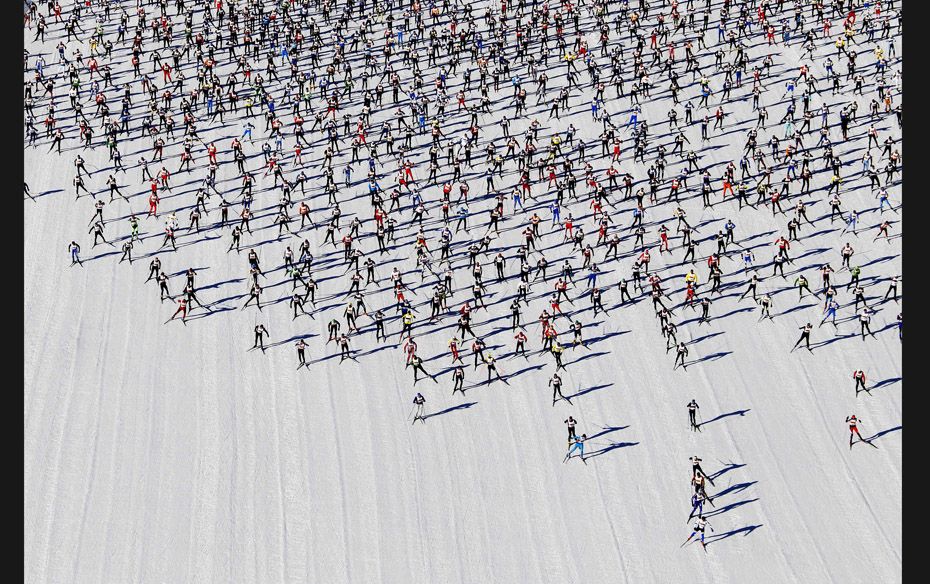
<box><xmin>809</xmin><ymin>333</ymin><xmax>859</xmax><ymax>349</ymax></box>
<box><xmin>864</xmin><ymin>425</ymin><xmax>902</xmax><ymax>443</ymax></box>
<box><xmin>565</xmin><ymin>383</ymin><xmax>614</xmax><ymax>400</ymax></box>
<box><xmin>423</xmin><ymin>401</ymin><xmax>478</xmax><ymax>420</ymax></box>
<box><xmin>704</xmin><ymin>524</ymin><xmax>763</xmax><ymax>546</ymax></box>
<box><xmin>586</xmin><ymin>425</ymin><xmax>630</xmax><ymax>441</ymax></box>
<box><xmin>773</xmin><ymin>303</ymin><xmax>818</xmax><ymax>317</ymax></box>
<box><xmin>707</xmin><ymin>462</ymin><xmax>747</xmax><ymax>481</ymax></box>
<box><xmin>583</xmin><ymin>440</ymin><xmax>639</xmax><ymax>460</ymax></box>
<box><xmin>699</xmin><ymin>409</ymin><xmax>751</xmax><ymax>430</ymax></box>
<box><xmin>184</xmin><ymin>305</ymin><xmax>236</xmax><ymax>322</ymax></box>
<box><xmin>34</xmin><ymin>188</ymin><xmax>64</xmax><ymax>199</ymax></box>
<box><xmin>565</xmin><ymin>350</ymin><xmax>610</xmax><ymax>366</ymax></box>
<box><xmin>705</xmin><ymin>497</ymin><xmax>759</xmax><ymax>519</ymax></box>
<box><xmin>712</xmin><ymin>481</ymin><xmax>757</xmax><ymax>499</ymax></box>
<box><xmin>682</xmin><ymin>351</ymin><xmax>732</xmax><ymax>367</ymax></box>
<box><xmin>685</xmin><ymin>331</ymin><xmax>725</xmax><ymax>346</ymax></box>
<box><xmin>266</xmin><ymin>332</ymin><xmax>319</xmax><ymax>350</ymax></box>
<box><xmin>870</xmin><ymin>377</ymin><xmax>901</xmax><ymax>391</ymax></box>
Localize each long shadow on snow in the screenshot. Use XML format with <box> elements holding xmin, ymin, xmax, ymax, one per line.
<box><xmin>864</xmin><ymin>425</ymin><xmax>902</xmax><ymax>443</ymax></box>
<box><xmin>423</xmin><ymin>401</ymin><xmax>478</xmax><ymax>420</ymax></box>
<box><xmin>583</xmin><ymin>440</ymin><xmax>639</xmax><ymax>460</ymax></box>
<box><xmin>870</xmin><ymin>377</ymin><xmax>901</xmax><ymax>391</ymax></box>
<box><xmin>566</xmin><ymin>383</ymin><xmax>615</xmax><ymax>400</ymax></box>
<box><xmin>699</xmin><ymin>410</ymin><xmax>751</xmax><ymax>429</ymax></box>
<box><xmin>704</xmin><ymin>524</ymin><xmax>764</xmax><ymax>546</ymax></box>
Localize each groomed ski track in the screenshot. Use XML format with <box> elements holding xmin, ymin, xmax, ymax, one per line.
<box><xmin>24</xmin><ymin>1</ymin><xmax>901</xmax><ymax>582</ymax></box>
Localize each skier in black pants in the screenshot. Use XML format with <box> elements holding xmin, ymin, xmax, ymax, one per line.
<box><xmin>564</xmin><ymin>415</ymin><xmax>577</xmax><ymax>442</ymax></box>
<box><xmin>452</xmin><ymin>366</ymin><xmax>465</xmax><ymax>395</ymax></box>
<box><xmin>336</xmin><ymin>334</ymin><xmax>353</xmax><ymax>361</ymax></box>
<box><xmin>252</xmin><ymin>324</ymin><xmax>269</xmax><ymax>351</ymax></box>
<box><xmin>618</xmin><ymin>279</ymin><xmax>632</xmax><ymax>303</ymax></box>
<box><xmin>859</xmin><ymin>309</ymin><xmax>877</xmax><ymax>340</ymax></box>
<box><xmin>410</xmin><ymin>356</ymin><xmax>438</xmax><ymax>384</ymax></box>
<box><xmin>327</xmin><ymin>318</ymin><xmax>341</xmax><ymax>342</ymax></box>
<box><xmin>146</xmin><ymin>257</ymin><xmax>161</xmax><ymax>282</ymax></box>
<box><xmin>739</xmin><ymin>273</ymin><xmax>759</xmax><ymax>301</ymax></box>
<box><xmin>157</xmin><ymin>272</ymin><xmax>171</xmax><ymax>301</ymax></box>
<box><xmin>792</xmin><ymin>323</ymin><xmax>814</xmax><ymax>352</ymax></box>
<box><xmin>550</xmin><ymin>373</ymin><xmax>569</xmax><ymax>404</ymax></box>
<box><xmin>484</xmin><ymin>354</ymin><xmax>506</xmax><ymax>384</ymax></box>
<box><xmin>674</xmin><ymin>342</ymin><xmax>689</xmax><ymax>369</ymax></box>
<box><xmin>687</xmin><ymin>400</ymin><xmax>700</xmax><ymax>431</ymax></box>
<box><xmin>412</xmin><ymin>393</ymin><xmax>427</xmax><ymax>424</ymax></box>
<box><xmin>853</xmin><ymin>370</ymin><xmax>868</xmax><ymax>395</ymax></box>
<box><xmin>884</xmin><ymin>275</ymin><xmax>900</xmax><ymax>302</ymax></box>
<box><xmin>690</xmin><ymin>456</ymin><xmax>715</xmax><ymax>486</ymax></box>
<box><xmin>119</xmin><ymin>241</ymin><xmax>133</xmax><ymax>263</ymax></box>
<box><xmin>698</xmin><ymin>297</ymin><xmax>712</xmax><ymax>324</ymax></box>
<box><xmin>242</xmin><ymin>284</ymin><xmax>263</xmax><ymax>311</ymax></box>
<box><xmin>296</xmin><ymin>339</ymin><xmax>308</xmax><ymax>368</ymax></box>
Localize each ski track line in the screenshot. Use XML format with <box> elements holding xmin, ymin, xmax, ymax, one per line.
<box><xmin>97</xmin><ymin>340</ymin><xmax>127</xmax><ymax>584</ymax></box>
<box><xmin>407</xmin><ymin>418</ymin><xmax>433</xmax><ymax>583</ymax></box>
<box><xmin>238</xmin><ymin>358</ymin><xmax>259</xmax><ymax>583</ymax></box>
<box><xmin>227</xmin><ymin>362</ymin><xmax>241</xmax><ymax>583</ymax></box>
<box><xmin>326</xmin><ymin>374</ymin><xmax>354</xmax><ymax>583</ymax></box>
<box><xmin>347</xmin><ymin>366</ymin><xmax>385</xmax><ymax>584</ymax></box>
<box><xmin>190</xmin><ymin>320</ymin><xmax>220</xmax><ymax>584</ymax></box>
<box><xmin>68</xmin><ymin>313</ymin><xmax>114</xmax><ymax>583</ymax></box>
<box><xmin>291</xmin><ymin>355</ymin><xmax>317</xmax><ymax>584</ymax></box>
<box><xmin>267</xmin><ymin>359</ymin><xmax>291</xmax><ymax>582</ymax></box>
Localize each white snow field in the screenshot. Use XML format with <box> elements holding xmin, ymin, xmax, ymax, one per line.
<box><xmin>24</xmin><ymin>1</ymin><xmax>901</xmax><ymax>583</ymax></box>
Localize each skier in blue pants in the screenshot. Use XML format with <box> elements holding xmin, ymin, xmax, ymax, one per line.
<box><xmin>586</xmin><ymin>265</ymin><xmax>600</xmax><ymax>288</ymax></box>
<box><xmin>682</xmin><ymin>516</ymin><xmax>713</xmax><ymax>550</ymax></box>
<box><xmin>687</xmin><ymin>493</ymin><xmax>705</xmax><ymax>522</ymax></box>
<box><xmin>69</xmin><ymin>241</ymin><xmax>83</xmax><ymax>266</ymax></box>
<box><xmin>820</xmin><ymin>299</ymin><xmax>840</xmax><ymax>328</ymax></box>
<box><xmin>563</xmin><ymin>434</ymin><xmax>587</xmax><ymax>464</ymax></box>
<box><xmin>550</xmin><ymin>202</ymin><xmax>561</xmax><ymax>226</ymax></box>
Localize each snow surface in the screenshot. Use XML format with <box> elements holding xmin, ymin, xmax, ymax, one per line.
<box><xmin>24</xmin><ymin>1</ymin><xmax>901</xmax><ymax>582</ymax></box>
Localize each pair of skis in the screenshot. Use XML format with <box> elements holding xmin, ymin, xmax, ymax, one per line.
<box><xmin>851</xmin><ymin>438</ymin><xmax>878</xmax><ymax>450</ymax></box>
<box><xmin>680</xmin><ymin>536</ymin><xmax>709</xmax><ymax>552</ymax></box>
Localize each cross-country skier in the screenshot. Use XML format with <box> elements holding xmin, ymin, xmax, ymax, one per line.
<box><xmin>296</xmin><ymin>339</ymin><xmax>308</xmax><ymax>368</ymax></box>
<box><xmin>452</xmin><ymin>366</ymin><xmax>466</xmax><ymax>395</ymax></box>
<box><xmin>846</xmin><ymin>415</ymin><xmax>875</xmax><ymax>449</ymax></box>
<box><xmin>410</xmin><ymin>355</ymin><xmax>438</xmax><ymax>384</ymax></box>
<box><xmin>564</xmin><ymin>416</ymin><xmax>577</xmax><ymax>443</ymax></box>
<box><xmin>550</xmin><ymin>373</ymin><xmax>570</xmax><ymax>405</ymax></box>
<box><xmin>68</xmin><ymin>241</ymin><xmax>82</xmax><ymax>266</ymax></box>
<box><xmin>674</xmin><ymin>342</ymin><xmax>689</xmax><ymax>370</ymax></box>
<box><xmin>682</xmin><ymin>516</ymin><xmax>714</xmax><ymax>550</ymax></box>
<box><xmin>853</xmin><ymin>370</ymin><xmax>869</xmax><ymax>395</ymax></box>
<box><xmin>688</xmin><ymin>400</ymin><xmax>700</xmax><ymax>431</ymax></box>
<box><xmin>564</xmin><ymin>434</ymin><xmax>588</xmax><ymax>464</ymax></box>
<box><xmin>792</xmin><ymin>323</ymin><xmax>814</xmax><ymax>352</ymax></box>
<box><xmin>690</xmin><ymin>456</ymin><xmax>715</xmax><ymax>486</ymax></box>
<box><xmin>412</xmin><ymin>393</ymin><xmax>427</xmax><ymax>424</ymax></box>
<box><xmin>252</xmin><ymin>324</ymin><xmax>270</xmax><ymax>351</ymax></box>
